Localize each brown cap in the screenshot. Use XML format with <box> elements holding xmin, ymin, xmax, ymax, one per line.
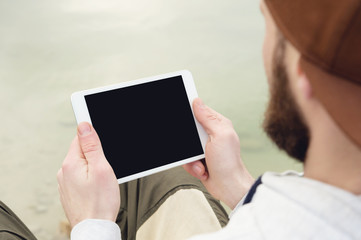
<box><xmin>265</xmin><ymin>0</ymin><xmax>361</xmax><ymax>148</ymax></box>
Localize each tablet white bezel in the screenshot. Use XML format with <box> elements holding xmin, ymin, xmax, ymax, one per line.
<box><xmin>71</xmin><ymin>70</ymin><xmax>208</xmax><ymax>184</ymax></box>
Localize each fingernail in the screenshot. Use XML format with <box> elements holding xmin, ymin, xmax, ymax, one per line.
<box><xmin>197</xmin><ymin>98</ymin><xmax>206</xmax><ymax>109</ymax></box>
<box><xmin>193</xmin><ymin>165</ymin><xmax>202</xmax><ymax>176</ymax></box>
<box><xmin>78</xmin><ymin>122</ymin><xmax>91</xmax><ymax>136</ymax></box>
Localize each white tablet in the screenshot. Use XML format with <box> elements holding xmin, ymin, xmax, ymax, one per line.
<box><xmin>71</xmin><ymin>70</ymin><xmax>207</xmax><ymax>184</ymax></box>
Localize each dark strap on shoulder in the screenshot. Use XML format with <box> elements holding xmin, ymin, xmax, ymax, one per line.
<box><xmin>0</xmin><ymin>201</ymin><xmax>37</xmax><ymax>240</ymax></box>
<box><xmin>243</xmin><ymin>176</ymin><xmax>263</xmax><ymax>205</ymax></box>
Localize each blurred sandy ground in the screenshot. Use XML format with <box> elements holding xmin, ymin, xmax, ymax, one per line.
<box><xmin>0</xmin><ymin>0</ymin><xmax>302</xmax><ymax>239</ymax></box>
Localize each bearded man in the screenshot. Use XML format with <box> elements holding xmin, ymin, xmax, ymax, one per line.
<box><xmin>56</xmin><ymin>0</ymin><xmax>361</xmax><ymax>239</ymax></box>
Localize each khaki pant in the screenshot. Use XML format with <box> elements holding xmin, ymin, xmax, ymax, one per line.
<box><xmin>0</xmin><ymin>167</ymin><xmax>228</xmax><ymax>240</ymax></box>
<box><xmin>0</xmin><ymin>201</ymin><xmax>37</xmax><ymax>240</ymax></box>
<box><xmin>117</xmin><ymin>167</ymin><xmax>229</xmax><ymax>240</ymax></box>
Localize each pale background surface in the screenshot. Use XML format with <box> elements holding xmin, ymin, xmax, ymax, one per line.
<box><xmin>0</xmin><ymin>0</ymin><xmax>302</xmax><ymax>239</ymax></box>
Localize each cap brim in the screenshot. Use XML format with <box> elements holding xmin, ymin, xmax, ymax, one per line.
<box><xmin>300</xmin><ymin>57</ymin><xmax>361</xmax><ymax>148</ymax></box>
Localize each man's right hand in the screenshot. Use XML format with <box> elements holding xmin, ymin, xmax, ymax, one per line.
<box><xmin>184</xmin><ymin>98</ymin><xmax>254</xmax><ymax>209</ymax></box>
<box><xmin>57</xmin><ymin>122</ymin><xmax>120</xmax><ymax>228</ymax></box>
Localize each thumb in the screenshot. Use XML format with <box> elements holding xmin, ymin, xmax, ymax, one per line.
<box><xmin>77</xmin><ymin>122</ymin><xmax>106</xmax><ymax>162</ymax></box>
<box><xmin>193</xmin><ymin>98</ymin><xmax>223</xmax><ymax>136</ymax></box>
<box><xmin>183</xmin><ymin>160</ymin><xmax>208</xmax><ymax>181</ymax></box>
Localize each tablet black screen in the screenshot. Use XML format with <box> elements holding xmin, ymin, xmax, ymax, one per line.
<box><xmin>85</xmin><ymin>75</ymin><xmax>204</xmax><ymax>179</ymax></box>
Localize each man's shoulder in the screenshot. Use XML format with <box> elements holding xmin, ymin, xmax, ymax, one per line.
<box><xmin>240</xmin><ymin>171</ymin><xmax>361</xmax><ymax>239</ymax></box>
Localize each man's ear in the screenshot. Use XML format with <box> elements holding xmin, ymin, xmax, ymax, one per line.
<box><xmin>297</xmin><ymin>61</ymin><xmax>313</xmax><ymax>100</ymax></box>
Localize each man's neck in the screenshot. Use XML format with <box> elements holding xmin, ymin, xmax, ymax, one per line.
<box><xmin>304</xmin><ymin>117</ymin><xmax>361</xmax><ymax>195</ymax></box>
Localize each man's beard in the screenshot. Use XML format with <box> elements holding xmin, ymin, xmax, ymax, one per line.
<box><xmin>262</xmin><ymin>35</ymin><xmax>310</xmax><ymax>162</ymax></box>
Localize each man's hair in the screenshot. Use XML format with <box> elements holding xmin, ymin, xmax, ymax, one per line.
<box><xmin>265</xmin><ymin>0</ymin><xmax>361</xmax><ymax>150</ymax></box>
